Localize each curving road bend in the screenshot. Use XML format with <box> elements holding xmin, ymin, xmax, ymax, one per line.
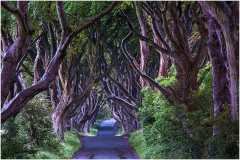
<box><xmin>72</xmin><ymin>118</ymin><xmax>140</xmax><ymax>159</ymax></box>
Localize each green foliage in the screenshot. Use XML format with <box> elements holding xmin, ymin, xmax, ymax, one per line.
<box><xmin>197</xmin><ymin>62</ymin><xmax>212</xmax><ymax>89</ymax></box>
<box><xmin>206</xmin><ymin>106</ymin><xmax>239</xmax><ymax>159</ymax></box>
<box><xmin>98</xmin><ymin>106</ymin><xmax>111</xmax><ymax>120</ymax></box>
<box><xmin>28</xmin><ymin>1</ymin><xmax>57</xmax><ymax>36</ymax></box>
<box><xmin>20</xmin><ymin>95</ymin><xmax>54</xmax><ymax>148</ymax></box>
<box><xmin>88</xmin><ymin>1</ymin><xmax>114</xmax><ymax>17</ymax></box>
<box><xmin>64</xmin><ymin>1</ymin><xmax>115</xmax><ymax>21</ymax></box>
<box><xmin>1</xmin><ymin>96</ymin><xmax>57</xmax><ymax>159</ymax></box>
<box><xmin>1</xmin><ymin>95</ymin><xmax>81</xmax><ymax>159</ymax></box>
<box><xmin>28</xmin><ymin>1</ymin><xmax>57</xmax><ymax>22</ymax></box>
<box><xmin>1</xmin><ymin>2</ymin><xmax>17</xmax><ymax>33</ymax></box>
<box><xmin>131</xmin><ymin>69</ymin><xmax>239</xmax><ymax>159</ymax></box>
<box><xmin>1</xmin><ymin>118</ymin><xmax>30</xmax><ymax>159</ymax></box>
<box><xmin>120</xmin><ymin>1</ymin><xmax>134</xmax><ymax>10</ymax></box>
<box><xmin>155</xmin><ymin>65</ymin><xmax>177</xmax><ymax>87</ymax></box>
<box><xmin>1</xmin><ymin>8</ymin><xmax>16</xmax><ymax>32</ymax></box>
<box><xmin>129</xmin><ymin>129</ymin><xmax>146</xmax><ymax>158</ymax></box>
<box><xmin>35</xmin><ymin>129</ymin><xmax>81</xmax><ymax>159</ymax></box>
<box><xmin>60</xmin><ymin>130</ymin><xmax>81</xmax><ymax>158</ymax></box>
<box><xmin>64</xmin><ymin>1</ymin><xmax>91</xmax><ymax>29</ymax></box>
<box><xmin>89</xmin><ymin>119</ymin><xmax>103</xmax><ymax>136</ymax></box>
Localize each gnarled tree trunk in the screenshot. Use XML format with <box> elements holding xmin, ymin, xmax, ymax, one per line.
<box><xmin>134</xmin><ymin>2</ymin><xmax>150</xmax><ymax>88</ymax></box>
<box><xmin>203</xmin><ymin>1</ymin><xmax>239</xmax><ymax>120</ymax></box>
<box><xmin>200</xmin><ymin>2</ymin><xmax>231</xmax><ymax>135</ymax></box>
<box><xmin>1</xmin><ymin>1</ymin><xmax>34</xmax><ymax>107</ymax></box>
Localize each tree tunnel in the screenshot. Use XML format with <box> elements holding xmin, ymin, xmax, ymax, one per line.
<box><xmin>1</xmin><ymin>1</ymin><xmax>238</xmax><ymax>142</ymax></box>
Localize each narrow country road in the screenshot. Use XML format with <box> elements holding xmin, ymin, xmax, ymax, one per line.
<box><xmin>72</xmin><ymin>119</ymin><xmax>140</xmax><ymax>159</ymax></box>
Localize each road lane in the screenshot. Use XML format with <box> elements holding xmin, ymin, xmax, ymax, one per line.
<box><xmin>72</xmin><ymin>119</ymin><xmax>139</xmax><ymax>159</ymax></box>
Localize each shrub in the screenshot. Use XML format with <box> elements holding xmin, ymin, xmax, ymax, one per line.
<box><xmin>1</xmin><ymin>118</ymin><xmax>31</xmax><ymax>159</ymax></box>
<box><xmin>129</xmin><ymin>130</ymin><xmax>146</xmax><ymax>158</ymax></box>
<box><xmin>131</xmin><ymin>66</ymin><xmax>239</xmax><ymax>159</ymax></box>
<box><xmin>1</xmin><ymin>95</ymin><xmax>60</xmax><ymax>159</ymax></box>
<box><xmin>35</xmin><ymin>129</ymin><xmax>81</xmax><ymax>159</ymax></box>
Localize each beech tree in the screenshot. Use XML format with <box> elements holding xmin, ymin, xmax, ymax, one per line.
<box><xmin>202</xmin><ymin>1</ymin><xmax>239</xmax><ymax>119</ymax></box>
<box><xmin>118</xmin><ymin>1</ymin><xmax>209</xmax><ymax>112</ymax></box>
<box><xmin>134</xmin><ymin>2</ymin><xmax>150</xmax><ymax>88</ymax></box>
<box><xmin>1</xmin><ymin>1</ymin><xmax>34</xmax><ymax>107</ymax></box>
<box><xmin>200</xmin><ymin>2</ymin><xmax>232</xmax><ymax>135</ymax></box>
<box><xmin>1</xmin><ymin>1</ymin><xmax>118</xmax><ymax>123</ymax></box>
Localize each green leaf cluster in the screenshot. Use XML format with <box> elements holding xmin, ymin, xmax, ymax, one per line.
<box><xmin>131</xmin><ymin>69</ymin><xmax>238</xmax><ymax>159</ymax></box>
<box><xmin>1</xmin><ymin>95</ymin><xmax>82</xmax><ymax>159</ymax></box>
<box><xmin>1</xmin><ymin>118</ymin><xmax>30</xmax><ymax>159</ymax></box>
<box><xmin>1</xmin><ymin>95</ymin><xmax>58</xmax><ymax>159</ymax></box>
<box><xmin>35</xmin><ymin>129</ymin><xmax>81</xmax><ymax>159</ymax></box>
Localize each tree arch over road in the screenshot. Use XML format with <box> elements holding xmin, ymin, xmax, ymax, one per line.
<box><xmin>1</xmin><ymin>1</ymin><xmax>238</xmax><ymax>141</ymax></box>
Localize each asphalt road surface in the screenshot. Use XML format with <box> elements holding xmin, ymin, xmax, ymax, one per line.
<box><xmin>72</xmin><ymin>119</ymin><xmax>140</xmax><ymax>159</ymax></box>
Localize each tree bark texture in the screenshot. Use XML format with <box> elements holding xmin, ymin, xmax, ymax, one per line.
<box><xmin>202</xmin><ymin>1</ymin><xmax>239</xmax><ymax>119</ymax></box>
<box><xmin>1</xmin><ymin>1</ymin><xmax>34</xmax><ymax>107</ymax></box>
<box><xmin>134</xmin><ymin>2</ymin><xmax>150</xmax><ymax>88</ymax></box>
<box><xmin>149</xmin><ymin>16</ymin><xmax>169</xmax><ymax>77</ymax></box>
<box><xmin>51</xmin><ymin>32</ymin><xmax>98</xmax><ymax>137</ymax></box>
<box><xmin>200</xmin><ymin>2</ymin><xmax>232</xmax><ymax>135</ymax></box>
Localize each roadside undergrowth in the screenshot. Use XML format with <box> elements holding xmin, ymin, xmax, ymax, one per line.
<box><xmin>35</xmin><ymin>129</ymin><xmax>81</xmax><ymax>159</ymax></box>
<box><xmin>129</xmin><ymin>130</ymin><xmax>145</xmax><ymax>159</ymax></box>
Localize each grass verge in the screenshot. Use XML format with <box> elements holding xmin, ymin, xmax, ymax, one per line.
<box><xmin>35</xmin><ymin>129</ymin><xmax>81</xmax><ymax>159</ymax></box>
<box><xmin>128</xmin><ymin>129</ymin><xmax>145</xmax><ymax>159</ymax></box>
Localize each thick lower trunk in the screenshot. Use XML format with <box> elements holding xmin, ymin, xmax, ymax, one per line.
<box><xmin>3</xmin><ymin>84</ymin><xmax>14</xmax><ymax>107</ymax></box>
<box><xmin>53</xmin><ymin>118</ymin><xmax>62</xmax><ymax>139</ymax></box>
<box><xmin>174</xmin><ymin>60</ymin><xmax>199</xmax><ymax>111</ymax></box>
<box><xmin>76</xmin><ymin>117</ymin><xmax>87</xmax><ymax>132</ymax></box>
<box><xmin>57</xmin><ymin>122</ymin><xmax>64</xmax><ymax>140</ymax></box>
<box><xmin>203</xmin><ymin>1</ymin><xmax>239</xmax><ymax>120</ymax></box>
<box><xmin>209</xmin><ymin>45</ymin><xmax>231</xmax><ymax>125</ymax></box>
<box><xmin>121</xmin><ymin>125</ymin><xmax>126</xmax><ymax>133</ymax></box>
<box><xmin>200</xmin><ymin>2</ymin><xmax>231</xmax><ymax>135</ymax></box>
<box><xmin>78</xmin><ymin>120</ymin><xmax>88</xmax><ymax>133</ymax></box>
<box><xmin>53</xmin><ymin>112</ymin><xmax>65</xmax><ymax>140</ymax></box>
<box><xmin>52</xmin><ymin>93</ymin><xmax>69</xmax><ymax>139</ymax></box>
<box><xmin>1</xmin><ymin>2</ymin><xmax>32</xmax><ymax>106</ymax></box>
<box><xmin>1</xmin><ymin>47</ymin><xmax>66</xmax><ymax>123</ymax></box>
